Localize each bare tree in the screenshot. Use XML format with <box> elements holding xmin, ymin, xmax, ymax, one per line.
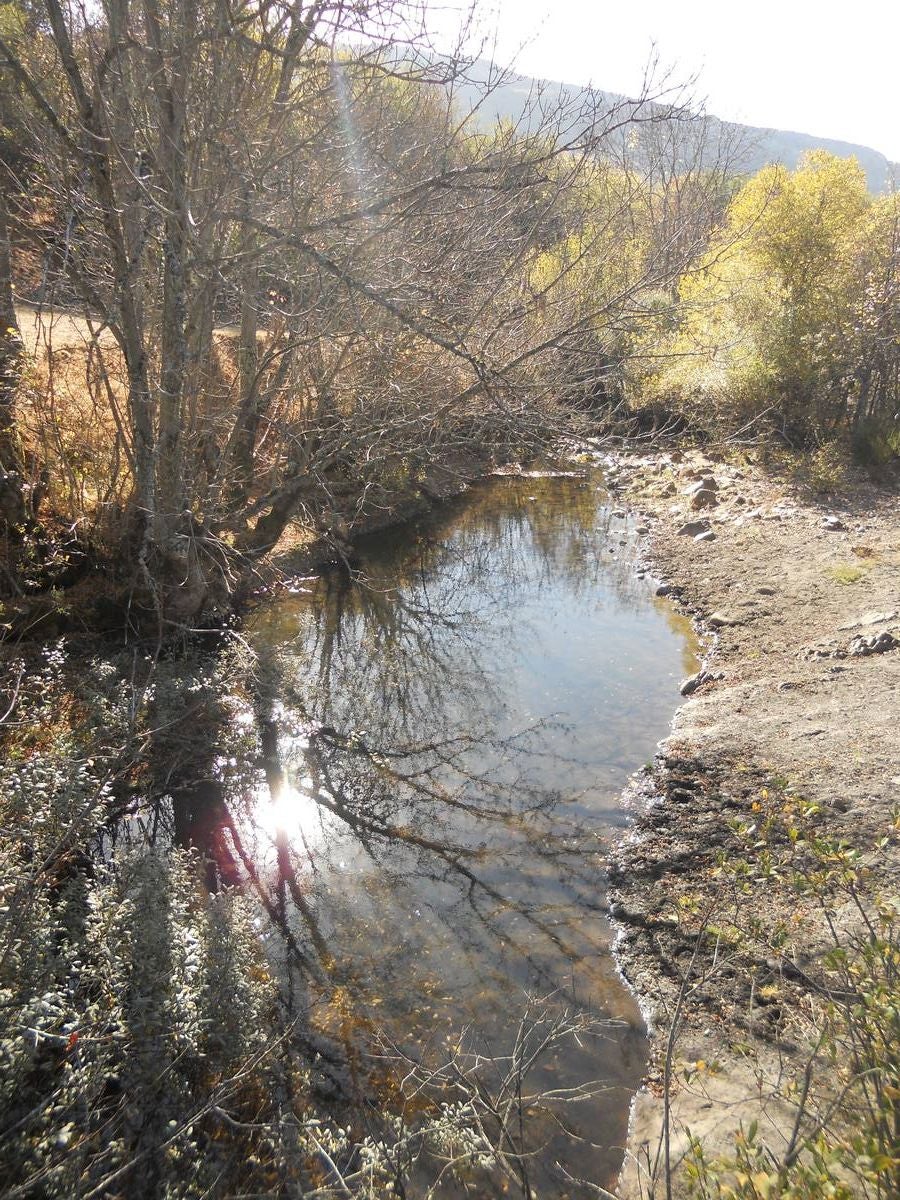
<box><xmin>0</xmin><ymin>0</ymin><xmax>711</xmax><ymax>625</ymax></box>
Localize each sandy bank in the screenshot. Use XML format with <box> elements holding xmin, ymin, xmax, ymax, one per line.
<box><xmin>607</xmin><ymin>448</ymin><xmax>900</xmax><ymax>1197</ymax></box>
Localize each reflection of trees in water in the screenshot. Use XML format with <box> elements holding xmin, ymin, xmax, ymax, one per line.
<box><xmin>358</xmin><ymin>472</ymin><xmax>688</xmax><ymax>627</ymax></box>
<box><xmin>0</xmin><ymin>474</ymin><xmax>692</xmax><ymax>1200</ymax></box>
<box><xmin>226</xmin><ymin>473</ymin><xmax>653</xmax><ymax>1007</ymax></box>
<box><xmin>387</xmin><ymin>474</ymin><xmax>613</xmax><ymax>604</ymax></box>
<box><xmin>127</xmin><ymin>470</ymin><xmax>685</xmax><ymax>1197</ymax></box>
<box><xmin>290</xmin><ymin>563</ymin><xmax>497</xmax><ymax>744</ymax></box>
<box><xmin>115</xmin><ymin>469</ymin><xmax>691</xmax><ymax>1018</ymax></box>
<box><xmin>239</xmin><ymin>648</ymin><xmax>597</xmax><ymax>995</ymax></box>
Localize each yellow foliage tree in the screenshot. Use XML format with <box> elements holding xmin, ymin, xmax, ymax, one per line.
<box><xmin>653</xmin><ymin>151</ymin><xmax>898</xmax><ymax>445</ymax></box>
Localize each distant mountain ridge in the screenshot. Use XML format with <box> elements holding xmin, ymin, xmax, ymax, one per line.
<box><xmin>690</xmin><ymin>116</ymin><xmax>896</xmax><ymax>193</ymax></box>
<box><xmin>452</xmin><ymin>61</ymin><xmax>897</xmax><ymax>192</ymax></box>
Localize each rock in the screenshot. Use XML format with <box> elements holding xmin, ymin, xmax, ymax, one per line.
<box><xmin>677</xmin><ymin>520</ymin><xmax>710</xmax><ymax>537</ymax></box>
<box><xmin>839</xmin><ymin>610</ymin><xmax>898</xmax><ymax>631</ymax></box>
<box><xmin>683</xmin><ymin>477</ymin><xmax>717</xmax><ymax>495</ymax></box>
<box><xmin>680</xmin><ymin>670</ymin><xmax>709</xmax><ymax>696</ymax></box>
<box><xmin>823</xmin><ymin>515</ymin><xmax>846</xmax><ymax>531</ymax></box>
<box><xmin>694</xmin><ymin>530</ymin><xmax>716</xmax><ymax>543</ymax></box>
<box><xmin>679</xmin><ymin>669</ymin><xmax>723</xmax><ymax>695</ymax></box>
<box><xmin>636</xmin><ymin>525</ymin><xmax>649</xmax><ymax>535</ymax></box>
<box><xmin>757</xmin><ymin>586</ymin><xmax>776</xmax><ymax>596</ymax></box>
<box><xmin>850</xmin><ymin>631</ymin><xmax>898</xmax><ymax>657</ymax></box>
<box><xmin>683</xmin><ymin>477</ymin><xmax>719</xmax><ymax>506</ymax></box>
<box><xmin>656</xmin><ymin>583</ymin><xmax>677</xmax><ymax>597</ymax></box>
<box><xmin>611</xmin><ymin>510</ymin><xmax>626</xmax><ymax>518</ymax></box>
<box><xmin>708</xmin><ymin>612</ymin><xmax>739</xmax><ymax>628</ymax></box>
<box><xmin>690</xmin><ymin>488</ymin><xmax>719</xmax><ymax>510</ymax></box>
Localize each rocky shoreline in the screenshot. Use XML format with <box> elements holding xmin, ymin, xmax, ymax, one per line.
<box><xmin>603</xmin><ymin>448</ymin><xmax>900</xmax><ymax>1198</ymax></box>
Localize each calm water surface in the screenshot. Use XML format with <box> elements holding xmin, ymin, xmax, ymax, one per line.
<box><xmin>245</xmin><ymin>471</ymin><xmax>697</xmax><ymax>1194</ymax></box>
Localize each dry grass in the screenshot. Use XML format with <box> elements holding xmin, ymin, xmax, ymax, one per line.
<box><xmin>830</xmin><ymin>562</ymin><xmax>867</xmax><ymax>585</ymax></box>
<box><xmin>12</xmin><ymin>305</ymin><xmax>255</xmax><ymax>531</ymax></box>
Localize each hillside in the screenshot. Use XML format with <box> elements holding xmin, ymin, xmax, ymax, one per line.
<box><xmin>454</xmin><ymin>59</ymin><xmax>897</xmax><ymax>192</ymax></box>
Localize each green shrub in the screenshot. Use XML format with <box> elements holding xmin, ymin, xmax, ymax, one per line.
<box><xmin>852</xmin><ymin>417</ymin><xmax>900</xmax><ymax>467</ymax></box>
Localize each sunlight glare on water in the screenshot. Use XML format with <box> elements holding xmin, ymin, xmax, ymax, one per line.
<box><xmin>242</xmin><ymin>468</ymin><xmax>699</xmax><ymax>1195</ymax></box>
<box><xmin>254</xmin><ymin>776</ymin><xmax>319</xmax><ymax>841</ymax></box>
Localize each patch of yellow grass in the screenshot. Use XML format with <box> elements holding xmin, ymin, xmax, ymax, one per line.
<box><xmin>830</xmin><ymin>563</ymin><xmax>866</xmax><ymax>585</ymax></box>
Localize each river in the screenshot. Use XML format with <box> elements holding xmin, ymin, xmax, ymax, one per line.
<box><xmin>228</xmin><ymin>468</ymin><xmax>698</xmax><ymax>1195</ymax></box>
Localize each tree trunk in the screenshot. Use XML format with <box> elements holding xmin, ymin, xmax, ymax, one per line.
<box><xmin>144</xmin><ymin>0</ymin><xmax>189</xmax><ymax>532</ymax></box>
<box><xmin>227</xmin><ymin>255</ymin><xmax>260</xmax><ymax>505</ymax></box>
<box><xmin>0</xmin><ymin>182</ymin><xmax>27</xmax><ymax>528</ymax></box>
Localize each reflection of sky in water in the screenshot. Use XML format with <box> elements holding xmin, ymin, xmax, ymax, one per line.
<box><xmin>245</xmin><ymin>472</ymin><xmax>698</xmax><ymax>1194</ymax></box>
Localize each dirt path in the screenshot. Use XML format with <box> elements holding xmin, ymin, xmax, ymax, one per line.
<box><xmin>14</xmin><ymin>302</ymin><xmax>245</xmax><ymax>354</ymax></box>
<box><xmin>604</xmin><ymin>448</ymin><xmax>900</xmax><ymax>1197</ymax></box>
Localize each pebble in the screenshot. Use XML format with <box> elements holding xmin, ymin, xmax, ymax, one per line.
<box><xmin>708</xmin><ymin>612</ymin><xmax>739</xmax><ymax>628</ymax></box>
<box><xmin>677</xmin><ymin>520</ymin><xmax>710</xmax><ymax>537</ymax></box>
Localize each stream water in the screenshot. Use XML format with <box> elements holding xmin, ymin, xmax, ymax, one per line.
<box><xmin>235</xmin><ymin>469</ymin><xmax>698</xmax><ymax>1195</ymax></box>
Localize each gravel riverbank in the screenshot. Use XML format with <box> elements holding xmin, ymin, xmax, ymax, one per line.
<box><xmin>606</xmin><ymin>448</ymin><xmax>900</xmax><ymax>1198</ymax></box>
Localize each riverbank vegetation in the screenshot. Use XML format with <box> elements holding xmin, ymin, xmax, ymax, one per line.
<box><xmin>2</xmin><ymin>0</ymin><xmax>896</xmax><ymax>627</ymax></box>
<box><xmin>0</xmin><ymin>0</ymin><xmax>733</xmax><ymax>630</ymax></box>
<box><xmin>638</xmin><ymin>151</ymin><xmax>900</xmax><ymax>458</ymax></box>
<box><xmin>668</xmin><ymin>783</ymin><xmax>900</xmax><ymax>1200</ymax></box>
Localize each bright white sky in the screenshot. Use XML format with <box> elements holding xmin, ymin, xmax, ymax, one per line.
<box><xmin>437</xmin><ymin>0</ymin><xmax>900</xmax><ymax>160</ymax></box>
